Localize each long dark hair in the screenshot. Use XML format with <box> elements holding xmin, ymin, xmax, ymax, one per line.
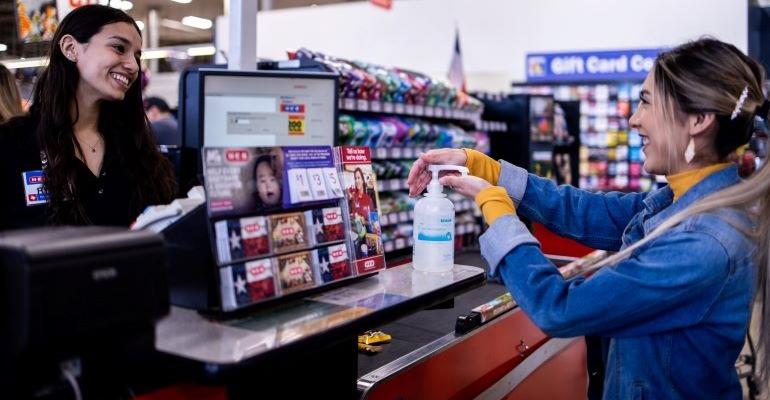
<box><xmin>30</xmin><ymin>5</ymin><xmax>175</xmax><ymax>225</ymax></box>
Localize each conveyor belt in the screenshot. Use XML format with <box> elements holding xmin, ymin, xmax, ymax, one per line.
<box><xmin>357</xmin><ymin>252</ymin><xmax>507</xmax><ymax>376</ymax></box>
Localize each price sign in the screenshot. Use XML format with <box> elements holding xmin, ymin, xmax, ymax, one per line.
<box><xmin>322</xmin><ymin>167</ymin><xmax>344</xmax><ymax>198</ymax></box>
<box><xmin>287</xmin><ymin>168</ymin><xmax>314</xmax><ymax>204</ymax></box>
<box><xmin>306</xmin><ymin>168</ymin><xmax>329</xmax><ymax>200</ymax></box>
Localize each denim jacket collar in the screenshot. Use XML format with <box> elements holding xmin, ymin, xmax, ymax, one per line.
<box><xmin>642</xmin><ymin>165</ymin><xmax>741</xmax><ymax>233</ymax></box>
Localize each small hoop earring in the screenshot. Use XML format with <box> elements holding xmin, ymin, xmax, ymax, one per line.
<box><xmin>684</xmin><ymin>138</ymin><xmax>696</xmax><ymax>164</ymax></box>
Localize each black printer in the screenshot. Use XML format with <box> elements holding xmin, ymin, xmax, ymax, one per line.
<box><xmin>0</xmin><ymin>226</ymin><xmax>169</xmax><ymax>398</ymax></box>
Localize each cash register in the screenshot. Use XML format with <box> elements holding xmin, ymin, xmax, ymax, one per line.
<box><xmin>0</xmin><ymin>226</ymin><xmax>169</xmax><ymax>398</ymax></box>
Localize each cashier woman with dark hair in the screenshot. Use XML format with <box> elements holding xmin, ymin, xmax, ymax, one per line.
<box><xmin>0</xmin><ymin>5</ymin><xmax>175</xmax><ymax>231</ymax></box>
<box><xmin>408</xmin><ymin>38</ymin><xmax>769</xmax><ymax>399</ymax></box>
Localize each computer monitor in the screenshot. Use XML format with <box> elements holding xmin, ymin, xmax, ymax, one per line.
<box><xmin>178</xmin><ymin>68</ymin><xmax>338</xmax><ymax>191</ymax></box>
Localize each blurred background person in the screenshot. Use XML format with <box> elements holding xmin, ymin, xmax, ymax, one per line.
<box><xmin>0</xmin><ymin>64</ymin><xmax>24</xmax><ymax>124</ymax></box>
<box><xmin>144</xmin><ymin>96</ymin><xmax>179</xmax><ymax>146</ymax></box>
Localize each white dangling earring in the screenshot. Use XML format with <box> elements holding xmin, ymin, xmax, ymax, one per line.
<box><xmin>684</xmin><ymin>138</ymin><xmax>695</xmax><ymax>164</ymax></box>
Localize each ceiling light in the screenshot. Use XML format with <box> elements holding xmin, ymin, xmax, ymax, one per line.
<box><xmin>181</xmin><ymin>16</ymin><xmax>212</xmax><ymax>30</ymax></box>
<box><xmin>170</xmin><ymin>0</ymin><xmax>192</xmax><ymax>3</ymax></box>
<box><xmin>135</xmin><ymin>21</ymin><xmax>144</xmax><ymax>30</ymax></box>
<box><xmin>141</xmin><ymin>49</ymin><xmax>171</xmax><ymax>60</ymax></box>
<box><xmin>2</xmin><ymin>57</ymin><xmax>49</xmax><ymax>69</ymax></box>
<box><xmin>119</xmin><ymin>1</ymin><xmax>133</xmax><ymax>11</ymax></box>
<box><xmin>0</xmin><ymin>44</ymin><xmax>7</xmax><ymax>52</ymax></box>
<box><xmin>161</xmin><ymin>18</ymin><xmax>199</xmax><ymax>33</ymax></box>
<box><xmin>187</xmin><ymin>45</ymin><xmax>216</xmax><ymax>57</ymax></box>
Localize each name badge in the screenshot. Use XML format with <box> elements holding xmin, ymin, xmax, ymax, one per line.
<box><xmin>22</xmin><ymin>170</ymin><xmax>49</xmax><ymax>206</ymax></box>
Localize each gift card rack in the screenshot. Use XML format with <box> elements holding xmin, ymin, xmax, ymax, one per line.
<box><xmin>201</xmin><ymin>145</ymin><xmax>386</xmax><ymax>312</ymax></box>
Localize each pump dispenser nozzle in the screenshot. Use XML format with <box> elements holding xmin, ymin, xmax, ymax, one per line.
<box><xmin>427</xmin><ymin>165</ymin><xmax>469</xmax><ymax>195</ymax></box>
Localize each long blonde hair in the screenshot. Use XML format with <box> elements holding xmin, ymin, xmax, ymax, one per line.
<box><xmin>0</xmin><ymin>64</ymin><xmax>23</xmax><ymax>123</ymax></box>
<box><xmin>584</xmin><ymin>39</ymin><xmax>770</xmax><ymax>386</ymax></box>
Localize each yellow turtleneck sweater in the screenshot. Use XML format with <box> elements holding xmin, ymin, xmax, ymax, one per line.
<box><xmin>464</xmin><ymin>148</ymin><xmax>513</xmax><ymax>225</ymax></box>
<box><xmin>666</xmin><ymin>163</ymin><xmax>732</xmax><ymax>201</ymax></box>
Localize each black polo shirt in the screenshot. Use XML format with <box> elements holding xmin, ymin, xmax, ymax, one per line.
<box><xmin>0</xmin><ymin>116</ymin><xmax>136</xmax><ymax>231</ymax></box>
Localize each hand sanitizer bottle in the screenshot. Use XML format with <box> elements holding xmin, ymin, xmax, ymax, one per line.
<box><xmin>412</xmin><ymin>165</ymin><xmax>469</xmax><ymax>273</ymax></box>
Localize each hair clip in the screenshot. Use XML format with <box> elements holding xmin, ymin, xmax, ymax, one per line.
<box><xmin>730</xmin><ymin>86</ymin><xmax>749</xmax><ymax>120</ymax></box>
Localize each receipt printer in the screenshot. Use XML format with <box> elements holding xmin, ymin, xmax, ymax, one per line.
<box><xmin>0</xmin><ymin>227</ymin><xmax>169</xmax><ymax>360</ymax></box>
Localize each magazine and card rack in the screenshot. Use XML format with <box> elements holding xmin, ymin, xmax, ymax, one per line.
<box><xmin>166</xmin><ymin>69</ymin><xmax>387</xmax><ymax>313</ymax></box>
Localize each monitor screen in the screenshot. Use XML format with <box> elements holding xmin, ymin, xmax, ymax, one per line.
<box><xmin>202</xmin><ymin>72</ymin><xmax>337</xmax><ymax>147</ymax></box>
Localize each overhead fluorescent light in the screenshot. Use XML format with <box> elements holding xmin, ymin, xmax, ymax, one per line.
<box><xmin>1</xmin><ymin>57</ymin><xmax>49</xmax><ymax>69</ymax></box>
<box><xmin>161</xmin><ymin>18</ymin><xmax>200</xmax><ymax>33</ymax></box>
<box><xmin>141</xmin><ymin>49</ymin><xmax>172</xmax><ymax>60</ymax></box>
<box><xmin>135</xmin><ymin>21</ymin><xmax>144</xmax><ymax>30</ymax></box>
<box><xmin>107</xmin><ymin>0</ymin><xmax>132</xmax><ymax>10</ymax></box>
<box><xmin>170</xmin><ymin>0</ymin><xmax>192</xmax><ymax>3</ymax></box>
<box><xmin>181</xmin><ymin>16</ymin><xmax>212</xmax><ymax>30</ymax></box>
<box><xmin>0</xmin><ymin>44</ymin><xmax>7</xmax><ymax>52</ymax></box>
<box><xmin>187</xmin><ymin>45</ymin><xmax>216</xmax><ymax>57</ymax></box>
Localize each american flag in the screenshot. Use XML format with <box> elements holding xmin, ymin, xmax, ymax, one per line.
<box><xmin>447</xmin><ymin>28</ymin><xmax>466</xmax><ymax>93</ymax></box>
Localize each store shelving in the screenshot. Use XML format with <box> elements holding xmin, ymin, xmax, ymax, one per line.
<box><xmin>297</xmin><ymin>48</ymin><xmax>490</xmax><ymax>259</ymax></box>
<box><xmin>513</xmin><ymin>83</ymin><xmax>657</xmax><ymax>192</ymax></box>
<box><xmin>339</xmin><ymin>98</ymin><xmax>482</xmax><ymax>125</ymax></box>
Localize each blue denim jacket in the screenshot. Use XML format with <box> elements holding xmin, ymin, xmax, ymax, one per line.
<box><xmin>479</xmin><ymin>161</ymin><xmax>757</xmax><ymax>400</ymax></box>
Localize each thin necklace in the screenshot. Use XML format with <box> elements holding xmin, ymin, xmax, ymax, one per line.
<box><xmin>78</xmin><ymin>135</ymin><xmax>101</xmax><ymax>153</ymax></box>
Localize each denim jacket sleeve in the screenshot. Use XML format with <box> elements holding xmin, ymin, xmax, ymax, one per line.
<box><xmin>482</xmin><ymin>221</ymin><xmax>731</xmax><ymax>338</ymax></box>
<box><xmin>497</xmin><ymin>161</ymin><xmax>646</xmax><ymax>251</ymax></box>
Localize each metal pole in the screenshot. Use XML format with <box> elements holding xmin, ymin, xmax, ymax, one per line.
<box><xmin>148</xmin><ymin>8</ymin><xmax>160</xmax><ymax>73</ymax></box>
<box><xmin>228</xmin><ymin>0</ymin><xmax>257</xmax><ymax>71</ymax></box>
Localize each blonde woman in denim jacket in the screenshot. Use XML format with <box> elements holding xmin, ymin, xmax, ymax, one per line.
<box><xmin>408</xmin><ymin>39</ymin><xmax>770</xmax><ymax>400</ymax></box>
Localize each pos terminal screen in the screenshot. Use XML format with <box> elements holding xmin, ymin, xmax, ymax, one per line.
<box><xmin>202</xmin><ymin>73</ymin><xmax>336</xmax><ymax>147</ymax></box>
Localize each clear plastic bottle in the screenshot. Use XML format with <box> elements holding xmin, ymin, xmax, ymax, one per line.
<box><xmin>412</xmin><ymin>165</ymin><xmax>468</xmax><ymax>272</ymax></box>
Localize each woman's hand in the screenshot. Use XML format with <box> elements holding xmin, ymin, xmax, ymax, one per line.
<box><xmin>406</xmin><ymin>148</ymin><xmax>467</xmax><ymax>197</ymax></box>
<box><xmin>439</xmin><ymin>175</ymin><xmax>492</xmax><ymax>199</ymax></box>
